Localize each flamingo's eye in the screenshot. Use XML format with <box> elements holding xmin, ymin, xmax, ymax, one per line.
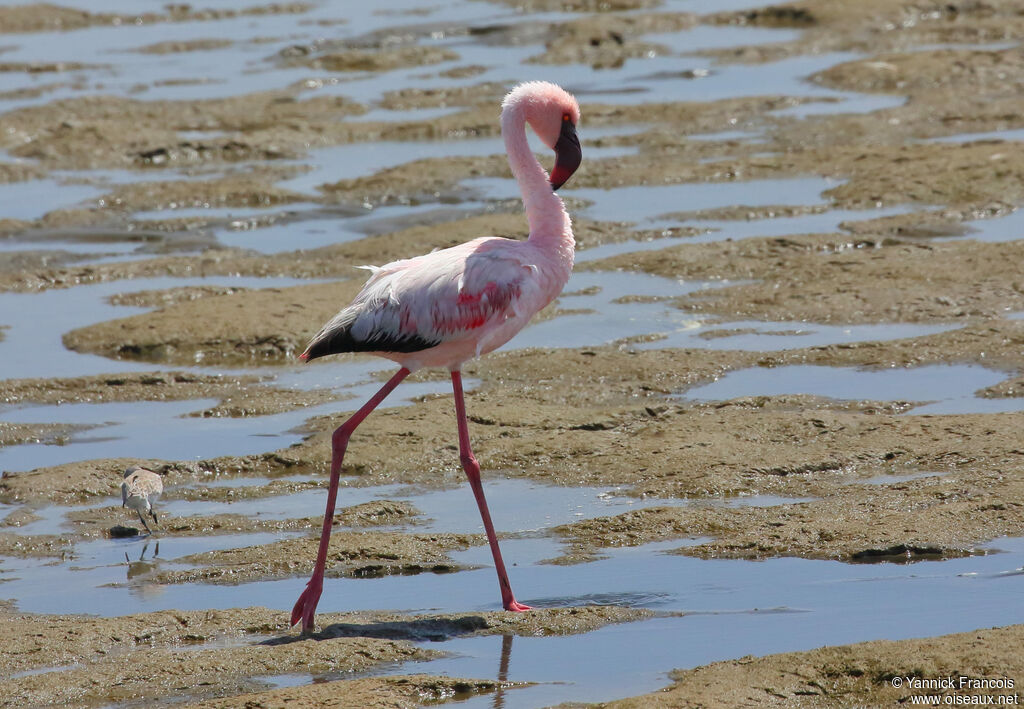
<box><xmin>562</xmin><ymin>113</ymin><xmax>570</xmax><ymax>122</ymax></box>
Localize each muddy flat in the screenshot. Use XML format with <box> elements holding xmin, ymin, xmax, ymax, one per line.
<box><xmin>1</xmin><ymin>0</ymin><xmax>1023</xmax><ymax>707</ymax></box>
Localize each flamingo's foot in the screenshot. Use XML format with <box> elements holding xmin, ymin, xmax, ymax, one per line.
<box><xmin>290</xmin><ymin>578</ymin><xmax>323</xmax><ymax>633</ymax></box>
<box><xmin>504</xmin><ymin>600</ymin><xmax>532</xmax><ymax>612</ymax></box>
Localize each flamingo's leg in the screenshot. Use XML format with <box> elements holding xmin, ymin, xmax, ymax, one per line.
<box><xmin>291</xmin><ymin>367</ymin><xmax>411</xmax><ymax>632</ymax></box>
<box><xmin>451</xmin><ymin>370</ymin><xmax>531</xmax><ymax>612</ymax></box>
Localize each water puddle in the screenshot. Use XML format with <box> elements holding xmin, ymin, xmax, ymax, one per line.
<box><xmin>690</xmin><ymin>205</ymin><xmax>913</xmax><ymax>242</ymax></box>
<box><xmin>512</xmin><ymin>270</ymin><xmax>714</xmax><ymax>350</ymax></box>
<box><xmin>8</xmin><ymin>529</ymin><xmax>1015</xmax><ymax>708</ymax></box>
<box><xmin>0</xmin><ymin>178</ymin><xmax>105</xmax><ymax>222</ymax></box>
<box><xmin>214</xmin><ymin>217</ymin><xmax>348</xmax><ymax>253</ymax></box>
<box><xmin>0</xmin><ymin>10</ymin><xmax>340</xmax><ymax>108</ymax></box>
<box><xmin>925</xmin><ymin>128</ymin><xmax>1024</xmax><ymax>144</ymax></box>
<box><xmin>8</xmin><ymin>663</ymin><xmax>82</xmax><ymax>680</ymax></box>
<box><xmin>0</xmin><ymin>481</ymin><xmax>803</xmax><ymax>619</ymax></box>
<box><xmin>159</xmin><ymin>477</ymin><xmax>810</xmax><ymax>533</ymax></box>
<box><xmin>671</xmin><ymin>25</ymin><xmax>803</xmax><ymax>54</ymax></box>
<box><xmin>355</xmin><ymin>105</ymin><xmax>466</xmax><ymax>124</ymax></box>
<box><xmin>0</xmin><ymin>1</ymin><xmax>795</xmax><ymax>114</ymax></box>
<box><xmin>577</xmin><ymin>205</ymin><xmax>915</xmax><ymax>262</ymax></box>
<box><xmin>249</xmin><ymin>673</ymin><xmax>308</xmax><ymax>690</ymax></box>
<box><xmin>857</xmin><ymin>471</ymin><xmax>947</xmax><ymax>486</ymax></box>
<box><xmin>682</xmin><ymin>364</ymin><xmax>1021</xmax><ymax>414</ymax></box>
<box><xmin>1</xmin><ymin>499</ymin><xmax>108</xmax><ymax>537</ymax></box>
<box><xmin>387</xmin><ymin>537</ymin><xmax>1024</xmax><ymax>708</ymax></box>
<box><xmin>0</xmin><ymin>531</ymin><xmax>304</xmax><ymax>616</ymax></box>
<box><xmin>556</xmin><ymin>177</ymin><xmax>833</xmax><ymax>225</ymax></box>
<box><xmin>276</xmin><ymin>138</ymin><xmax>501</xmax><ymax>194</ymax></box>
<box><xmin>644</xmin><ymin>319</ymin><xmax>954</xmax><ymax>351</ymax></box>
<box><xmin>0</xmin><ymin>275</ymin><xmax>324</xmax><ymax>381</ymax></box>
<box><xmin>0</xmin><ymin>372</ymin><xmax>456</xmax><ymax>473</ymax></box>
<box><xmin>688</xmin><ymin>129</ymin><xmax>767</xmax><ymax>143</ymax></box>
<box><xmin>773</xmin><ymin>93</ymin><xmax>905</xmax><ymax>119</ymax></box>
<box><xmin>944</xmin><ymin>208</ymin><xmax>1024</xmax><ymax>244</ymax></box>
<box><xmin>0</xmin><ymin>234</ymin><xmax>143</xmax><ymax>257</ymax></box>
<box><xmin>2</xmin><ymin>2</ymin><xmax>1017</xmax><ymax>705</ymax></box>
<box><xmin>517</xmin><ymin>269</ymin><xmax>955</xmax><ymax>352</ymax></box>
<box><xmin>131</xmin><ymin>201</ymin><xmax>321</xmax><ymax>223</ymax></box>
<box><xmin>0</xmin><ymin>1</ymin><xmax>909</xmax><ymax>263</ymax></box>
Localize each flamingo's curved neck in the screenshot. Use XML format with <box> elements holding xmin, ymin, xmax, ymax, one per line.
<box><xmin>501</xmin><ymin>104</ymin><xmax>575</xmax><ymax>268</ymax></box>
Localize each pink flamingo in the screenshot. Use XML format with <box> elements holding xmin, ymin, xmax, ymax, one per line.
<box><xmin>290</xmin><ymin>81</ymin><xmax>582</xmax><ymax>632</ymax></box>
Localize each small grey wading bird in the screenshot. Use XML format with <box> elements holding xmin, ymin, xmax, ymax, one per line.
<box><xmin>121</xmin><ymin>466</ymin><xmax>163</xmax><ymax>534</ymax></box>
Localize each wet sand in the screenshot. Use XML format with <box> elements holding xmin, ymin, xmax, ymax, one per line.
<box><xmin>1</xmin><ymin>0</ymin><xmax>1024</xmax><ymax>706</ymax></box>
<box><xmin>0</xmin><ymin>605</ymin><xmax>653</xmax><ymax>707</ymax></box>
<box><xmin>601</xmin><ymin>624</ymin><xmax>1024</xmax><ymax>708</ymax></box>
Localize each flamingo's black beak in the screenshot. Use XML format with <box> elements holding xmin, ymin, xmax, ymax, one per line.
<box><xmin>550</xmin><ymin>117</ymin><xmax>581</xmax><ymax>191</ymax></box>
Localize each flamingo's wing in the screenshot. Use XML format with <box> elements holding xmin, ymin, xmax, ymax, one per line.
<box><xmin>304</xmin><ymin>240</ymin><xmax>538</xmax><ymax>359</ymax></box>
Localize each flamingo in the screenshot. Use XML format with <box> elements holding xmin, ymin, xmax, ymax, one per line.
<box><xmin>290</xmin><ymin>81</ymin><xmax>582</xmax><ymax>632</ymax></box>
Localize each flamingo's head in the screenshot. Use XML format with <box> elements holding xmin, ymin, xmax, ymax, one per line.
<box><xmin>505</xmin><ymin>81</ymin><xmax>582</xmax><ymax>191</ymax></box>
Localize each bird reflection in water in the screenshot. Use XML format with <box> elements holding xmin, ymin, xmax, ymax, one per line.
<box><xmin>124</xmin><ymin>541</ymin><xmax>165</xmax><ymax>599</ymax></box>
<box><xmin>492</xmin><ymin>633</ymin><xmax>514</xmax><ymax>709</ymax></box>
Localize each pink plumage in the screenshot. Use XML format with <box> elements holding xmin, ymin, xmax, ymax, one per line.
<box><xmin>291</xmin><ymin>81</ymin><xmax>582</xmax><ymax>632</ymax></box>
<box><xmin>301</xmin><ymin>81</ymin><xmax>580</xmax><ymax>372</ymax></box>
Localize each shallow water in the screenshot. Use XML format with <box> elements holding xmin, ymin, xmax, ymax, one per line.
<box><xmin>0</xmin><ymin>178</ymin><xmax>107</xmax><ymax>222</ymax></box>
<box><xmin>857</xmin><ymin>471</ymin><xmax>947</xmax><ymax>486</ymax></box>
<box><xmin>156</xmin><ymin>477</ymin><xmax>811</xmax><ymax>532</ymax></box>
<box><xmin>405</xmin><ymin>537</ymin><xmax>1024</xmax><ymax>708</ymax></box>
<box><xmin>575</xmin><ymin>204</ymin><xmax>915</xmax><ymax>261</ymax></box>
<box><xmin>953</xmin><ymin>208</ymin><xmax>1024</xmax><ymax>244</ymax></box>
<box><xmin>6</xmin><ymin>525</ymin><xmax>1020</xmax><ymax>707</ymax></box>
<box><xmin>683</xmin><ymin>363</ymin><xmax>1019</xmax><ymax>414</ymax></box>
<box><xmin>131</xmin><ymin>201</ymin><xmax>322</xmax><ymax>223</ymax></box>
<box><xmin>1</xmin><ymin>0</ymin><xmax>912</xmax><ymax>257</ymax></box>
<box><xmin>1</xmin><ymin>1</ymin><xmax>1020</xmax><ymax>706</ymax></box>
<box><xmin>651</xmin><ymin>319</ymin><xmax>955</xmax><ymax>351</ymax></box>
<box><xmin>0</xmin><ymin>268</ymin><xmax>965</xmax><ymax>476</ymax></box>
<box><xmin>568</xmin><ymin>176</ymin><xmax>834</xmax><ymax>225</ymax></box>
<box><xmin>0</xmin><ymin>477</ymin><xmax>807</xmax><ymax>616</ymax></box>
<box><xmin>0</xmin><ymin>366</ymin><xmax>459</xmax><ymax>473</ymax></box>
<box><xmin>926</xmin><ymin>128</ymin><xmax>1024</xmax><ymax>144</ymax></box>
<box><xmin>276</xmin><ymin>134</ymin><xmax>637</xmax><ymax>199</ymax></box>
<box><xmin>524</xmin><ymin>269</ymin><xmax>956</xmax><ymax>352</ymax></box>
<box><xmin>0</xmin><ymin>275</ymin><xmax>323</xmax><ymax>380</ymax></box>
